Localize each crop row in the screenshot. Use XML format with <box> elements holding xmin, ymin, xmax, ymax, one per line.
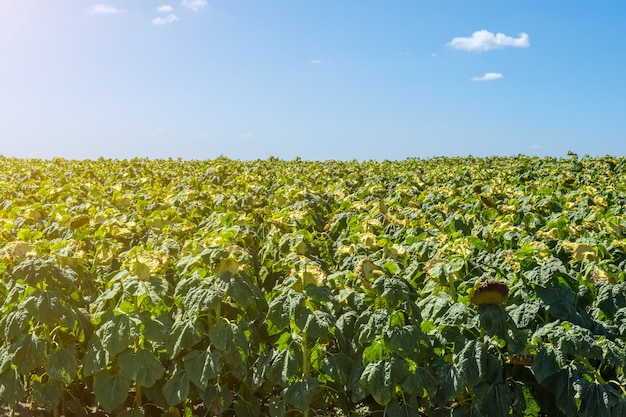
<box><xmin>0</xmin><ymin>154</ymin><xmax>625</xmax><ymax>416</ymax></box>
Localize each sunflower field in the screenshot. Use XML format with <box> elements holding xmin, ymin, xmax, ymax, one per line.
<box><xmin>0</xmin><ymin>154</ymin><xmax>625</xmax><ymax>417</ymax></box>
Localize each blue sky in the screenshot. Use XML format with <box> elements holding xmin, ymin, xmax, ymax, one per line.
<box><xmin>1</xmin><ymin>1</ymin><xmax>625</xmax><ymax>160</ymax></box>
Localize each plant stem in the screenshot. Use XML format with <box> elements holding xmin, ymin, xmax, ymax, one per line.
<box><xmin>302</xmin><ymin>333</ymin><xmax>310</xmax><ymax>417</ymax></box>
<box><xmin>136</xmin><ymin>383</ymin><xmax>143</xmax><ymax>409</ymax></box>
<box><xmin>302</xmin><ymin>333</ymin><xmax>309</xmax><ymax>378</ymax></box>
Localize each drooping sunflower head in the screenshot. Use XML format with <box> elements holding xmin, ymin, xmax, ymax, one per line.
<box><xmin>469</xmin><ymin>280</ymin><xmax>509</xmax><ymax>306</ymax></box>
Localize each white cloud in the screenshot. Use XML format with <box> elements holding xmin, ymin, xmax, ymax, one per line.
<box><xmin>157</xmin><ymin>5</ymin><xmax>175</xmax><ymax>13</ymax></box>
<box><xmin>447</xmin><ymin>30</ymin><xmax>529</xmax><ymax>52</ymax></box>
<box><xmin>152</xmin><ymin>14</ymin><xmax>179</xmax><ymax>25</ymax></box>
<box><xmin>471</xmin><ymin>72</ymin><xmax>504</xmax><ymax>82</ymax></box>
<box><xmin>89</xmin><ymin>4</ymin><xmax>125</xmax><ymax>14</ymax></box>
<box><xmin>181</xmin><ymin>0</ymin><xmax>208</xmax><ymax>12</ymax></box>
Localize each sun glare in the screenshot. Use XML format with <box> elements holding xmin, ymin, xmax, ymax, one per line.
<box><xmin>0</xmin><ymin>0</ymin><xmax>35</xmax><ymax>48</ymax></box>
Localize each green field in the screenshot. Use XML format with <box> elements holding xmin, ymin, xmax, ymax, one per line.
<box><xmin>0</xmin><ymin>154</ymin><xmax>625</xmax><ymax>417</ymax></box>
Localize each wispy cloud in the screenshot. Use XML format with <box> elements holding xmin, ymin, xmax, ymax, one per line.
<box><xmin>152</xmin><ymin>14</ymin><xmax>179</xmax><ymax>25</ymax></box>
<box><xmin>310</xmin><ymin>59</ymin><xmax>331</xmax><ymax>64</ymax></box>
<box><xmin>181</xmin><ymin>0</ymin><xmax>208</xmax><ymax>12</ymax></box>
<box><xmin>471</xmin><ymin>72</ymin><xmax>504</xmax><ymax>82</ymax></box>
<box><xmin>157</xmin><ymin>5</ymin><xmax>175</xmax><ymax>13</ymax></box>
<box><xmin>89</xmin><ymin>4</ymin><xmax>125</xmax><ymax>14</ymax></box>
<box><xmin>447</xmin><ymin>30</ymin><xmax>529</xmax><ymax>52</ymax></box>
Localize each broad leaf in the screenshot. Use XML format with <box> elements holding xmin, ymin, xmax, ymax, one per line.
<box><xmin>183</xmin><ymin>350</ymin><xmax>222</xmax><ymax>389</ymax></box>
<box><xmin>93</xmin><ymin>370</ymin><xmax>132</xmax><ymax>413</ymax></box>
<box><xmin>162</xmin><ymin>366</ymin><xmax>190</xmax><ymax>406</ymax></box>
<box><xmin>47</xmin><ymin>347</ymin><xmax>79</xmax><ymax>385</ymax></box>
<box><xmin>166</xmin><ymin>317</ymin><xmax>202</xmax><ymax>358</ymax></box>
<box><xmin>454</xmin><ymin>340</ymin><xmax>486</xmax><ymax>388</ymax></box>
<box><xmin>282</xmin><ymin>377</ymin><xmax>318</xmax><ymax>411</ymax></box>
<box><xmin>579</xmin><ymin>382</ymin><xmax>612</xmax><ymax>417</ymax></box>
<box><xmin>359</xmin><ymin>360</ymin><xmax>393</xmax><ymax>405</ymax></box>
<box><xmin>99</xmin><ymin>313</ymin><xmax>140</xmax><ymax>355</ymax></box>
<box><xmin>0</xmin><ymin>367</ymin><xmax>25</xmax><ymax>406</ymax></box>
<box><xmin>32</xmin><ymin>381</ymin><xmax>62</xmax><ymax>412</ymax></box>
<box><xmin>531</xmin><ymin>344</ymin><xmax>565</xmax><ymax>384</ymax></box>
<box><xmin>83</xmin><ymin>334</ymin><xmax>109</xmax><ymax>376</ymax></box>
<box><xmin>9</xmin><ymin>333</ymin><xmax>45</xmax><ymax>374</ymax></box>
<box><xmin>118</xmin><ymin>349</ymin><xmax>165</xmax><ymax>388</ymax></box>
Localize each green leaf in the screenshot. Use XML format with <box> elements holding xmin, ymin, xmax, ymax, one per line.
<box><xmin>454</xmin><ymin>340</ymin><xmax>486</xmax><ymax>388</ymax></box>
<box><xmin>199</xmin><ymin>383</ymin><xmax>234</xmax><ymax>415</ymax></box>
<box><xmin>401</xmin><ymin>366</ymin><xmax>438</xmax><ymax>397</ymax></box>
<box><xmin>23</xmin><ymin>289</ymin><xmax>67</xmax><ymax>324</ymax></box>
<box><xmin>233</xmin><ymin>385</ymin><xmax>261</xmax><ymax>417</ymax></box>
<box><xmin>9</xmin><ymin>333</ymin><xmax>45</xmax><ymax>374</ymax></box>
<box><xmin>358</xmin><ymin>309</ymin><xmax>391</xmax><ymax>345</ymax></box>
<box><xmin>1</xmin><ymin>309</ymin><xmax>29</xmax><ymax>341</ymax></box>
<box><xmin>385</xmin><ymin>398</ymin><xmax>422</xmax><ymax>417</ymax></box>
<box><xmin>0</xmin><ymin>345</ymin><xmax>14</xmax><ymax>375</ymax></box>
<box><xmin>182</xmin><ymin>285</ymin><xmax>222</xmax><ymax>314</ymax></box>
<box><xmin>373</xmin><ymin>276</ymin><xmax>411</xmax><ymax>308</ymax></box>
<box><xmin>321</xmin><ymin>352</ymin><xmax>351</xmax><ymax>386</ymax></box>
<box><xmin>99</xmin><ymin>313</ymin><xmax>140</xmax><ymax>355</ymax></box>
<box><xmin>142</xmin><ymin>314</ymin><xmax>170</xmax><ymax>343</ymax></box>
<box><xmin>124</xmin><ymin>276</ymin><xmax>170</xmax><ymax>305</ymax></box>
<box><xmin>303</xmin><ymin>283</ymin><xmax>333</xmax><ymax>303</ymax></box>
<box><xmin>223</xmin><ymin>272</ymin><xmax>262</xmax><ymax>310</ymax></box>
<box><xmin>525</xmin><ymin>257</ymin><xmax>568</xmax><ymax>287</ymax></box>
<box><xmin>438</xmin><ymin>302</ymin><xmax>471</xmax><ymax>327</ymax></box>
<box><xmin>93</xmin><ymin>370</ymin><xmax>132</xmax><ymax>413</ymax></box>
<box><xmin>452</xmin><ymin>407</ymin><xmax>485</xmax><ymax>417</ymax></box>
<box><xmin>32</xmin><ymin>381</ymin><xmax>62</xmax><ymax>412</ymax></box>
<box><xmin>536</xmin><ymin>282</ymin><xmax>577</xmax><ymax>321</ymax></box>
<box><xmin>0</xmin><ymin>367</ymin><xmax>25</xmax><ymax>406</ymax></box>
<box><xmin>83</xmin><ymin>333</ymin><xmax>109</xmax><ymax>377</ymax></box>
<box><xmin>118</xmin><ymin>349</ymin><xmax>165</xmax><ymax>388</ymax></box>
<box><xmin>359</xmin><ymin>360</ymin><xmax>393</xmax><ymax>405</ymax></box>
<box><xmin>208</xmin><ymin>318</ymin><xmax>230</xmax><ymax>351</ymax></box>
<box><xmin>579</xmin><ymin>382</ymin><xmax>611</xmax><ymax>417</ymax></box>
<box><xmin>298</xmin><ymin>308</ymin><xmax>333</xmax><ymax>341</ymax></box>
<box><xmin>12</xmin><ymin>257</ymin><xmax>76</xmax><ymax>290</ymax></box>
<box><xmin>507</xmin><ymin>300</ymin><xmax>540</xmax><ymax>328</ymax></box>
<box><xmin>162</xmin><ymin>366</ymin><xmax>190</xmax><ymax>407</ymax></box>
<box><xmin>546</xmin><ymin>365</ymin><xmax>580</xmax><ymax>416</ymax></box>
<box><xmin>477</xmin><ymin>305</ymin><xmax>508</xmax><ymax>339</ymax></box>
<box><xmin>436</xmin><ymin>363</ymin><xmax>462</xmax><ymax>402</ymax></box>
<box><xmin>268</xmin><ymin>347</ymin><xmax>302</xmax><ymax>386</ymax></box>
<box><xmin>282</xmin><ymin>377</ymin><xmax>318</xmax><ymax>411</ymax></box>
<box><xmin>556</xmin><ymin>322</ymin><xmax>602</xmax><ymax>359</ymax></box>
<box><xmin>531</xmin><ymin>344</ymin><xmax>565</xmax><ymax>384</ymax></box>
<box><xmin>596</xmin><ymin>281</ymin><xmax>626</xmax><ymax>319</ymax></box>
<box><xmin>47</xmin><ymin>347</ymin><xmax>78</xmax><ymax>385</ymax></box>
<box><xmin>363</xmin><ymin>339</ymin><xmax>385</xmax><ymax>364</ymax></box>
<box><xmin>267</xmin><ymin>289</ymin><xmax>305</xmax><ymax>330</ymax></box>
<box><xmin>418</xmin><ymin>293</ymin><xmax>453</xmax><ymax>322</ymax></box>
<box><xmin>166</xmin><ymin>317</ymin><xmax>202</xmax><ymax>358</ymax></box>
<box><xmin>474</xmin><ymin>382</ymin><xmax>511</xmax><ymax>417</ymax></box>
<box><xmin>183</xmin><ymin>350</ymin><xmax>222</xmax><ymax>389</ymax></box>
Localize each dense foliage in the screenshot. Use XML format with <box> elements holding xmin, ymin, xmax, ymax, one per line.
<box><xmin>0</xmin><ymin>154</ymin><xmax>625</xmax><ymax>417</ymax></box>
